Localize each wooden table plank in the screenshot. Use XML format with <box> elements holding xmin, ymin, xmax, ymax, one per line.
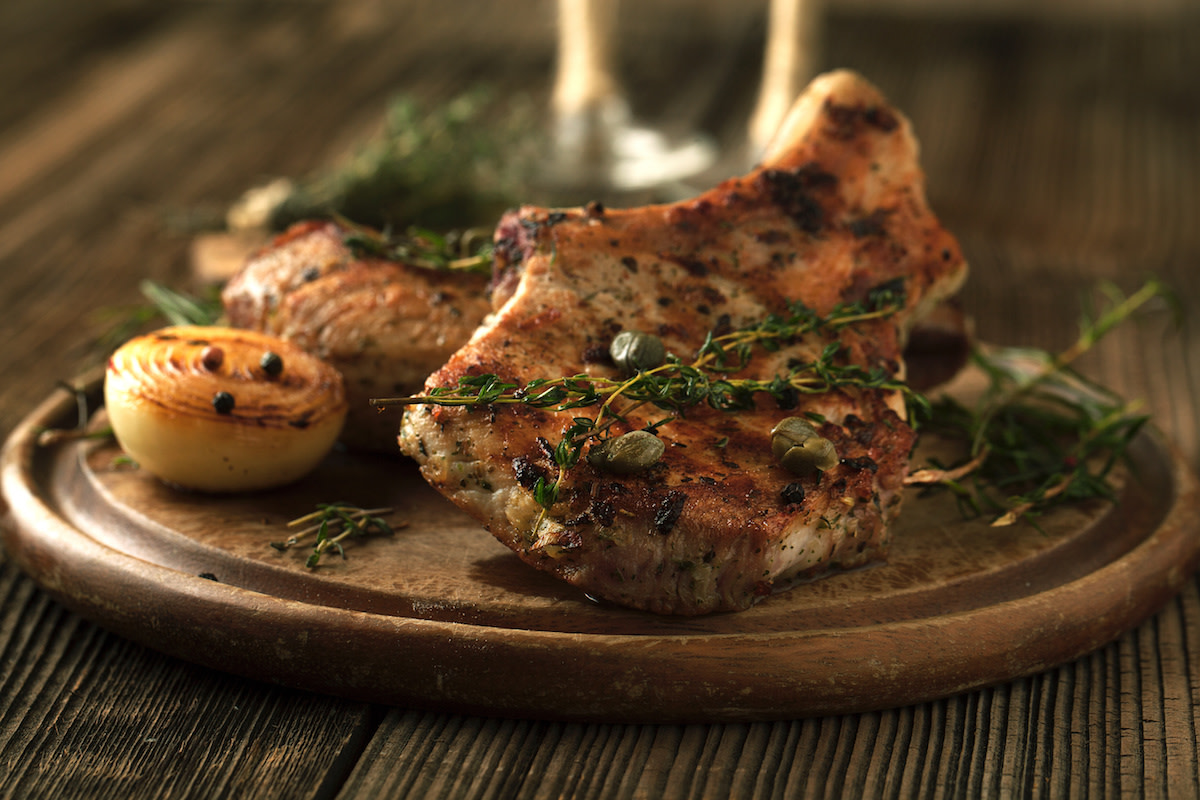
<box><xmin>0</xmin><ymin>561</ymin><xmax>381</xmax><ymax>799</ymax></box>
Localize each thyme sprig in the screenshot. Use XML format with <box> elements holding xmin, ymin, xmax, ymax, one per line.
<box><xmin>338</xmin><ymin>216</ymin><xmax>494</xmax><ymax>275</ymax></box>
<box><xmin>246</xmin><ymin>87</ymin><xmax>535</xmax><ymax>233</ymax></box>
<box><xmin>379</xmin><ymin>284</ymin><xmax>918</xmax><ymax>514</ymax></box>
<box><xmin>967</xmin><ymin>279</ymin><xmax>1168</xmax><ymax>459</ymax></box>
<box><xmin>910</xmin><ymin>279</ymin><xmax>1172</xmax><ymax>526</ymax></box>
<box><xmin>270</xmin><ymin>503</ymin><xmax>400</xmax><ymax>567</ymax></box>
<box><xmin>915</xmin><ymin>353</ymin><xmax>1150</xmax><ymax>525</ymax></box>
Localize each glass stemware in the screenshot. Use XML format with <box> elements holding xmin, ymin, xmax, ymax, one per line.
<box><xmin>544</xmin><ymin>0</ymin><xmax>718</xmax><ymax>199</ymax></box>
<box><xmin>747</xmin><ymin>0</ymin><xmax>822</xmax><ymax>164</ymax></box>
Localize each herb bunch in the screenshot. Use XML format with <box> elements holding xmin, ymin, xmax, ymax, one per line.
<box><xmin>258</xmin><ymin>88</ymin><xmax>534</xmax><ymax>233</ymax></box>
<box><xmin>910</xmin><ymin>279</ymin><xmax>1172</xmax><ymax>526</ymax></box>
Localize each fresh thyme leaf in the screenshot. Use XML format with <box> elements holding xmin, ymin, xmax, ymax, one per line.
<box><xmin>338</xmin><ymin>216</ymin><xmax>493</xmax><ymax>275</ymax></box>
<box><xmin>259</xmin><ymin>87</ymin><xmax>535</xmax><ymax>233</ymax></box>
<box><xmin>910</xmin><ymin>279</ymin><xmax>1171</xmax><ymax>526</ymax></box>
<box><xmin>272</xmin><ymin>502</ymin><xmax>400</xmax><ymax>567</ymax></box>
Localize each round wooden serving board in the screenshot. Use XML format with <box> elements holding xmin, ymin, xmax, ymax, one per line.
<box><xmin>3</xmin><ymin>375</ymin><xmax>1199</xmax><ymax>723</ymax></box>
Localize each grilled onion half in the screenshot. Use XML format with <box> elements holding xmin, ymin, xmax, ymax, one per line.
<box><xmin>104</xmin><ymin>325</ymin><xmax>347</xmax><ymax>492</ymax></box>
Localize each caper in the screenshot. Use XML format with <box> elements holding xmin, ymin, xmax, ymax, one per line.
<box><xmin>779</xmin><ymin>437</ymin><xmax>839</xmax><ymax>475</ymax></box>
<box><xmin>586</xmin><ymin>430</ymin><xmax>665</xmax><ymax>475</ymax></box>
<box><xmin>610</xmin><ymin>330</ymin><xmax>666</xmax><ymax>375</ymax></box>
<box><xmin>770</xmin><ymin>417</ymin><xmax>819</xmax><ymax>461</ymax></box>
<box><xmin>770</xmin><ymin>416</ymin><xmax>838</xmax><ymax>475</ymax></box>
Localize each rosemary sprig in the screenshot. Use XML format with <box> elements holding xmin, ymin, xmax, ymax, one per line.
<box><xmin>137</xmin><ymin>279</ymin><xmax>223</xmax><ymax>326</ymax></box>
<box><xmin>92</xmin><ymin>280</ymin><xmax>223</xmax><ymax>358</ymax></box>
<box><xmin>910</xmin><ymin>279</ymin><xmax>1172</xmax><ymax>526</ymax></box>
<box><xmin>270</xmin><ymin>503</ymin><xmax>400</xmax><ymax>567</ymax></box>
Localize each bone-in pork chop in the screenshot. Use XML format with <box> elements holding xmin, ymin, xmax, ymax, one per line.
<box><xmin>222</xmin><ymin>220</ymin><xmax>492</xmax><ymax>451</ymax></box>
<box><xmin>398</xmin><ymin>70</ymin><xmax>969</xmax><ymax>614</ymax></box>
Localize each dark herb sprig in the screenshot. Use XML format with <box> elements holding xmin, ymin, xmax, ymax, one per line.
<box><xmin>36</xmin><ymin>380</ymin><xmax>115</xmax><ymax>446</ymax></box>
<box><xmin>913</xmin><ymin>351</ymin><xmax>1149</xmax><ymax>525</ymax></box>
<box><xmin>270</xmin><ymin>503</ymin><xmax>400</xmax><ymax>567</ymax></box>
<box><xmin>248</xmin><ymin>88</ymin><xmax>534</xmax><ymax>233</ymax></box>
<box><xmin>339</xmin><ymin>216</ymin><xmax>493</xmax><ymax>275</ymax></box>
<box><xmin>92</xmin><ymin>280</ymin><xmax>224</xmax><ymax>359</ymax></box>
<box><xmin>138</xmin><ymin>280</ymin><xmax>223</xmax><ymax>326</ymax></box>
<box><xmin>909</xmin><ymin>279</ymin><xmax>1171</xmax><ymax>526</ymax></box>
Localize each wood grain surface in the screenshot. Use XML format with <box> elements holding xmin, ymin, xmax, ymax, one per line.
<box><xmin>1</xmin><ymin>0</ymin><xmax>1199</xmax><ymax>797</ymax></box>
<box><xmin>6</xmin><ymin>370</ymin><xmax>1197</xmax><ymax>723</ymax></box>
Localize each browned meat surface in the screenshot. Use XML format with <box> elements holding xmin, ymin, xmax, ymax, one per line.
<box><xmin>399</xmin><ymin>70</ymin><xmax>969</xmax><ymax>614</ymax></box>
<box><xmin>222</xmin><ymin>220</ymin><xmax>492</xmax><ymax>451</ymax></box>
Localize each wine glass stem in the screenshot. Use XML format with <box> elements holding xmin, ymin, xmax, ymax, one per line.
<box><xmin>553</xmin><ymin>0</ymin><xmax>622</xmax><ymax>119</ymax></box>
<box><xmin>749</xmin><ymin>0</ymin><xmax>822</xmax><ymax>160</ymax></box>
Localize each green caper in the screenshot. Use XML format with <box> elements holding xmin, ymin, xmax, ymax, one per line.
<box><xmin>770</xmin><ymin>417</ymin><xmax>819</xmax><ymax>461</ymax></box>
<box><xmin>586</xmin><ymin>430</ymin><xmax>665</xmax><ymax>475</ymax></box>
<box><xmin>779</xmin><ymin>437</ymin><xmax>839</xmax><ymax>475</ymax></box>
<box><xmin>771</xmin><ymin>416</ymin><xmax>838</xmax><ymax>475</ymax></box>
<box><xmin>610</xmin><ymin>330</ymin><xmax>666</xmax><ymax>375</ymax></box>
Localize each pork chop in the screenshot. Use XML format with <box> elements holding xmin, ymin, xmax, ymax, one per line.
<box><xmin>222</xmin><ymin>220</ymin><xmax>492</xmax><ymax>451</ymax></box>
<box><xmin>398</xmin><ymin>70</ymin><xmax>969</xmax><ymax>614</ymax></box>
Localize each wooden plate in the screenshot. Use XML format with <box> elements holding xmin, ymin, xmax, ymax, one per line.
<box><xmin>3</xmin><ymin>373</ymin><xmax>1199</xmax><ymax>723</ymax></box>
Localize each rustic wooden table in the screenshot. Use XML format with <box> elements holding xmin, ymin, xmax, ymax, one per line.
<box><xmin>2</xmin><ymin>1</ymin><xmax>1198</xmax><ymax>797</ymax></box>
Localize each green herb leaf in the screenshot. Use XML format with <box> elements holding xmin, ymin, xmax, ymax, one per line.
<box><xmin>261</xmin><ymin>88</ymin><xmax>535</xmax><ymax>233</ymax></box>
<box><xmin>272</xmin><ymin>503</ymin><xmax>401</xmax><ymax>567</ymax></box>
<box><xmin>910</xmin><ymin>279</ymin><xmax>1172</xmax><ymax>525</ymax></box>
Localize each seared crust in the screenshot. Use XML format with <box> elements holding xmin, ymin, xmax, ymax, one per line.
<box><xmin>400</xmin><ymin>70</ymin><xmax>969</xmax><ymax>614</ymax></box>
<box><xmin>222</xmin><ymin>220</ymin><xmax>492</xmax><ymax>451</ymax></box>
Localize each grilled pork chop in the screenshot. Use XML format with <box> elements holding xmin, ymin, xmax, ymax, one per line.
<box><xmin>222</xmin><ymin>220</ymin><xmax>492</xmax><ymax>451</ymax></box>
<box><xmin>399</xmin><ymin>70</ymin><xmax>969</xmax><ymax>614</ymax></box>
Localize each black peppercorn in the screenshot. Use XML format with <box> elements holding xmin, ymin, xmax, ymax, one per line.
<box><xmin>212</xmin><ymin>391</ymin><xmax>235</xmax><ymax>414</ymax></box>
<box><xmin>260</xmin><ymin>351</ymin><xmax>283</xmax><ymax>377</ymax></box>
<box><xmin>780</xmin><ymin>482</ymin><xmax>806</xmax><ymax>505</ymax></box>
